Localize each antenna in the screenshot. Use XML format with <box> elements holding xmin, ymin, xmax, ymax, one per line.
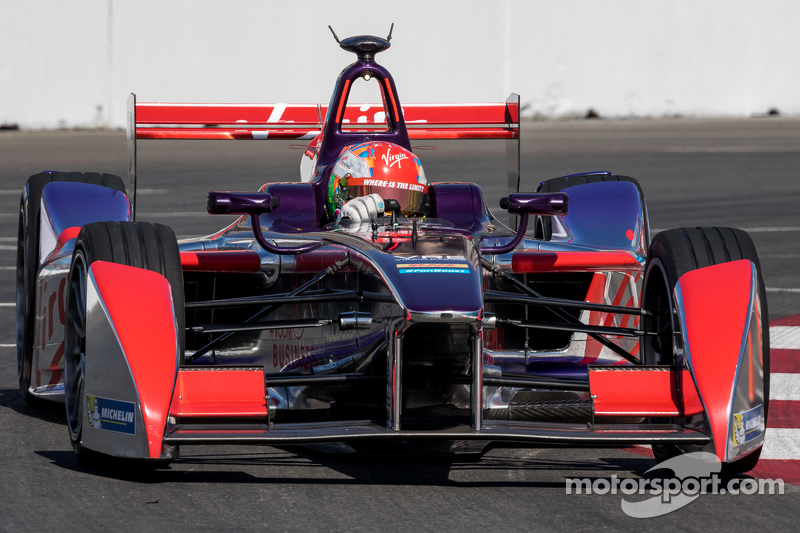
<box><xmin>328</xmin><ymin>25</ymin><xmax>341</xmax><ymax>44</ymax></box>
<box><xmin>387</xmin><ymin>23</ymin><xmax>394</xmax><ymax>41</ymax></box>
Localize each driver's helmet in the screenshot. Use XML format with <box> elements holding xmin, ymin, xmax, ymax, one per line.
<box><xmin>327</xmin><ymin>141</ymin><xmax>429</xmax><ymax>221</ymax></box>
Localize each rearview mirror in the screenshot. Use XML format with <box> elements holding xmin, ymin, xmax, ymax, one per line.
<box><xmin>499</xmin><ymin>192</ymin><xmax>568</xmax><ymax>216</ymax></box>
<box><xmin>207</xmin><ymin>191</ymin><xmax>279</xmax><ymax>215</ymax></box>
<box><xmin>482</xmin><ymin>192</ymin><xmax>569</xmax><ymax>255</ymax></box>
<box><xmin>207</xmin><ymin>191</ymin><xmax>317</xmax><ymax>255</ymax></box>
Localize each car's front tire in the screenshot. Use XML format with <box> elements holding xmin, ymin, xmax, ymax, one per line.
<box><xmin>64</xmin><ymin>221</ymin><xmax>184</xmax><ymax>465</ymax></box>
<box><xmin>642</xmin><ymin>227</ymin><xmax>769</xmax><ymax>475</ymax></box>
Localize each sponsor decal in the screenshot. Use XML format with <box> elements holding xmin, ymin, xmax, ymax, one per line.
<box><xmin>86</xmin><ymin>394</ymin><xmax>136</xmax><ymax>435</ymax></box>
<box><xmin>360</xmin><ymin>179</ymin><xmax>426</xmax><ymax>192</ymax></box>
<box><xmin>399</xmin><ymin>268</ymin><xmax>470</xmax><ymax>274</ymax></box>
<box><xmin>395</xmin><ymin>255</ymin><xmax>470</xmax><ymax>273</ymax></box>
<box><xmin>272</xmin><ymin>342</ymin><xmax>317</xmax><ymax>370</ymax></box>
<box><xmin>381</xmin><ymin>146</ymin><xmax>409</xmax><ymax>169</ymax></box>
<box><xmin>394</xmin><ymin>255</ymin><xmax>466</xmax><ymax>261</ymax></box>
<box><xmin>396</xmin><ymin>263</ymin><xmax>469</xmax><ymax>268</ymax></box>
<box><xmin>733</xmin><ymin>404</ymin><xmax>763</xmax><ymax>445</ymax></box>
<box><xmin>33</xmin><ymin>274</ymin><xmax>67</xmax><ymax>390</ymax></box>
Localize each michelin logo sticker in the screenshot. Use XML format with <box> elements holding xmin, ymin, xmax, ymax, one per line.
<box><xmin>86</xmin><ymin>395</ymin><xmax>136</xmax><ymax>435</ymax></box>
<box><xmin>87</xmin><ymin>395</ymin><xmax>102</xmax><ymax>429</ymax></box>
<box><xmin>733</xmin><ymin>404</ymin><xmax>762</xmax><ymax>445</ymax></box>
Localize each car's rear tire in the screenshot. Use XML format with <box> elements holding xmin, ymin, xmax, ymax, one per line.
<box><xmin>642</xmin><ymin>227</ymin><xmax>769</xmax><ymax>474</ymax></box>
<box><xmin>16</xmin><ymin>172</ymin><xmax>126</xmax><ymax>404</ymax></box>
<box><xmin>535</xmin><ymin>173</ymin><xmax>649</xmax><ymax>243</ymax></box>
<box><xmin>64</xmin><ymin>221</ymin><xmax>184</xmax><ymax>465</ymax></box>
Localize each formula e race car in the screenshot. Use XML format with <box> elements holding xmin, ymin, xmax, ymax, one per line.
<box><xmin>16</xmin><ymin>30</ymin><xmax>769</xmax><ymax>473</ymax></box>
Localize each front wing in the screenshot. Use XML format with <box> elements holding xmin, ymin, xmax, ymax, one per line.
<box><xmin>77</xmin><ymin>258</ymin><xmax>761</xmax><ymax>464</ymax></box>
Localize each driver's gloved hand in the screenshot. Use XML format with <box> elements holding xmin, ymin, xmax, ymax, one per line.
<box><xmin>339</xmin><ymin>193</ymin><xmax>385</xmax><ymax>224</ymax></box>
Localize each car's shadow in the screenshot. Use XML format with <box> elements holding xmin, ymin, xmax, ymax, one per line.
<box><xmin>33</xmin><ymin>445</ymin><xmax>658</xmax><ymax>488</ymax></box>
<box><xmin>8</xmin><ymin>387</ymin><xmax>750</xmax><ymax>487</ymax></box>
<box><xmin>4</xmin><ymin>386</ymin><xmax>661</xmax><ymax>487</ymax></box>
<box><xmin>0</xmin><ymin>388</ymin><xmax>66</xmax><ymax>426</ymax></box>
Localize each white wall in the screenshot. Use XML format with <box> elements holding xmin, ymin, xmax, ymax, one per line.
<box><xmin>1</xmin><ymin>0</ymin><xmax>798</xmax><ymax>128</ymax></box>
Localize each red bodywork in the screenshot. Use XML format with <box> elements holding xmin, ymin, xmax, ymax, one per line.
<box><xmin>512</xmin><ymin>251</ymin><xmax>641</xmax><ymax>273</ymax></box>
<box><xmin>134</xmin><ymin>102</ymin><xmax>518</xmax><ymax>140</ymax></box>
<box><xmin>591</xmin><ymin>367</ymin><xmax>703</xmax><ymax>417</ymax></box>
<box><xmin>174</xmin><ymin>369</ymin><xmax>267</xmax><ymax>418</ymax></box>
<box><xmin>91</xmin><ymin>261</ymin><xmax>179</xmax><ymax>459</ymax></box>
<box><xmin>676</xmin><ymin>259</ymin><xmax>758</xmax><ymax>461</ymax></box>
<box><xmin>180</xmin><ymin>250</ymin><xmax>261</xmax><ymax>273</ymax></box>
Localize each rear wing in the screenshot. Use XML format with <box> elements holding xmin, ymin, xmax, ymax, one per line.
<box><xmin>127</xmin><ymin>94</ymin><xmax>520</xmax><ymax>222</ymax></box>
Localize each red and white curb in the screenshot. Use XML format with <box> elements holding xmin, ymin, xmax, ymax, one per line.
<box><xmin>750</xmin><ymin>314</ymin><xmax>800</xmax><ymax>483</ymax></box>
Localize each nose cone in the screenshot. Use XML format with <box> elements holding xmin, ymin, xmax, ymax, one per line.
<box><xmin>373</xmin><ymin>234</ymin><xmax>483</xmax><ymax>320</ymax></box>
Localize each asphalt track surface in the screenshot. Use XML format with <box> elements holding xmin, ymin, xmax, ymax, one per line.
<box><xmin>1</xmin><ymin>119</ymin><xmax>799</xmax><ymax>531</ymax></box>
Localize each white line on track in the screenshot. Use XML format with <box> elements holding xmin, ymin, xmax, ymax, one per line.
<box><xmin>767</xmin><ymin>288</ymin><xmax>800</xmax><ymax>293</ymax></box>
<box><xmin>0</xmin><ymin>188</ymin><xmax>166</xmax><ymax>195</ymax></box>
<box><xmin>0</xmin><ymin>245</ymin><xmax>16</xmax><ymax>251</ymax></box>
<box><xmin>770</xmin><ymin>374</ymin><xmax>800</xmax><ymax>401</ymax></box>
<box><xmin>0</xmin><ymin>303</ymin><xmax>15</xmax><ymax>307</ymax></box>
<box><xmin>770</xmin><ymin>327</ymin><xmax>800</xmax><ymax>349</ymax></box>
<box><xmin>740</xmin><ymin>227</ymin><xmax>800</xmax><ymax>232</ymax></box>
<box><xmin>761</xmin><ymin>428</ymin><xmax>800</xmax><ymax>460</ymax></box>
<box><xmin>660</xmin><ymin>147</ymin><xmax>800</xmax><ymax>153</ymax></box>
<box><xmin>652</xmin><ymin>227</ymin><xmax>800</xmax><ymax>233</ymax></box>
<box><xmin>0</xmin><ymin>344</ymin><xmax>14</xmax><ymax>348</ymax></box>
<box><xmin>0</xmin><ymin>212</ymin><xmax>217</xmax><ymax>219</ymax></box>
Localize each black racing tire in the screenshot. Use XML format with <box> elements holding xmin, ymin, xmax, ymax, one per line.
<box><xmin>534</xmin><ymin>173</ymin><xmax>650</xmax><ymax>245</ymax></box>
<box><xmin>16</xmin><ymin>172</ymin><xmax>126</xmax><ymax>404</ymax></box>
<box><xmin>64</xmin><ymin>221</ymin><xmax>184</xmax><ymax>465</ymax></box>
<box><xmin>642</xmin><ymin>227</ymin><xmax>769</xmax><ymax>475</ymax></box>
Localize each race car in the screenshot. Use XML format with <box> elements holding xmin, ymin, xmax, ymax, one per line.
<box><xmin>16</xmin><ymin>30</ymin><xmax>769</xmax><ymax>473</ymax></box>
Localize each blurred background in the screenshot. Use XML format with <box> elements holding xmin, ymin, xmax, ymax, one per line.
<box><xmin>2</xmin><ymin>0</ymin><xmax>799</xmax><ymax>129</ymax></box>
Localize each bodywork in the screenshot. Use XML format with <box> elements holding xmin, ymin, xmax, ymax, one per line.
<box><xmin>29</xmin><ymin>182</ymin><xmax>129</xmax><ymax>397</ymax></box>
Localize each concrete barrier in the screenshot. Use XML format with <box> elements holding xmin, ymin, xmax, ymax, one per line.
<box><xmin>2</xmin><ymin>0</ymin><xmax>798</xmax><ymax>128</ymax></box>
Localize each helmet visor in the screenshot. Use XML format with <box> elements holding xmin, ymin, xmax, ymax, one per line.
<box><xmin>345</xmin><ymin>183</ymin><xmax>430</xmax><ymax>216</ymax></box>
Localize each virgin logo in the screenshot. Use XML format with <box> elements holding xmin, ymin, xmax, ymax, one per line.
<box><xmin>382</xmin><ymin>148</ymin><xmax>408</xmax><ymax>169</ymax></box>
